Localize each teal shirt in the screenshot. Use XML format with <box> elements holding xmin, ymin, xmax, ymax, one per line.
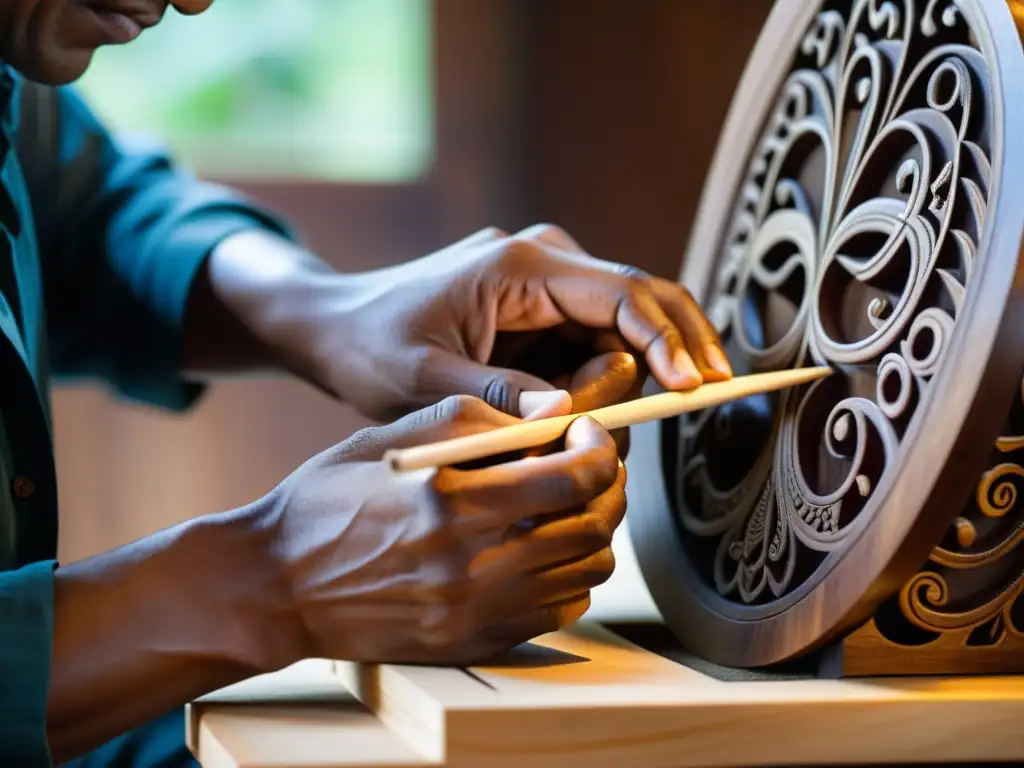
<box><xmin>0</xmin><ymin>66</ymin><xmax>291</xmax><ymax>765</ymax></box>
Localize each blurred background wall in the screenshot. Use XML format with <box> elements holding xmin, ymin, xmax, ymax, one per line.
<box><xmin>54</xmin><ymin>0</ymin><xmax>772</xmax><ymax>563</ymax></box>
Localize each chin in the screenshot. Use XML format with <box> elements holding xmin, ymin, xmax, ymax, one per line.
<box><xmin>10</xmin><ymin>47</ymin><xmax>95</xmax><ymax>86</ymax></box>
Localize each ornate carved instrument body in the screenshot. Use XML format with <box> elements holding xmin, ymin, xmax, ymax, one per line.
<box><xmin>628</xmin><ymin>0</ymin><xmax>1024</xmax><ymax>675</ymax></box>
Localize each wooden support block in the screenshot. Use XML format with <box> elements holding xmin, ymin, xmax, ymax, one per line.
<box><xmin>188</xmin><ymin>625</ymin><xmax>1024</xmax><ymax>768</ymax></box>
<box><xmin>187</xmin><ymin>660</ymin><xmax>435</xmax><ymax>768</ymax></box>
<box><xmin>193</xmin><ymin>707</ymin><xmax>432</xmax><ymax>768</ymax></box>
<box><xmin>820</xmin><ymin>614</ymin><xmax>1024</xmax><ymax>678</ymax></box>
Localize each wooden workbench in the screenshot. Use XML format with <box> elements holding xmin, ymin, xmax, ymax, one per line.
<box><xmin>186</xmin><ymin>622</ymin><xmax>1024</xmax><ymax>767</ymax></box>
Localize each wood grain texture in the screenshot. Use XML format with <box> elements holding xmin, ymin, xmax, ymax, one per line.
<box><xmin>194</xmin><ymin>709</ymin><xmax>430</xmax><ymax>768</ymax></box>
<box><xmin>189</xmin><ymin>624</ymin><xmax>1024</xmax><ymax>767</ymax></box>
<box><xmin>628</xmin><ymin>0</ymin><xmax>1024</xmax><ymax>668</ymax></box>
<box><xmin>186</xmin><ymin>661</ymin><xmax>433</xmax><ymax>768</ymax></box>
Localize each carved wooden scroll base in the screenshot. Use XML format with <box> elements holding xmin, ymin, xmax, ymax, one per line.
<box><xmin>819</xmin><ymin>372</ymin><xmax>1024</xmax><ymax>677</ymax></box>
<box><xmin>820</xmin><ymin>614</ymin><xmax>1024</xmax><ymax>677</ymax></box>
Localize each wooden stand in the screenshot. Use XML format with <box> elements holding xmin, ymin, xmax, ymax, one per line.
<box><xmin>188</xmin><ymin>623</ymin><xmax>1024</xmax><ymax>768</ymax></box>
<box><xmin>818</xmin><ymin>382</ymin><xmax>1024</xmax><ymax>679</ymax></box>
<box><xmin>820</xmin><ymin>614</ymin><xmax>1024</xmax><ymax>678</ymax></box>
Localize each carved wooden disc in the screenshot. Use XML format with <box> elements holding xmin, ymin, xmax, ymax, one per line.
<box><xmin>628</xmin><ymin>0</ymin><xmax>1024</xmax><ymax>667</ymax></box>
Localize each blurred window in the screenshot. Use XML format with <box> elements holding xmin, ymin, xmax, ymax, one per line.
<box><xmin>77</xmin><ymin>0</ymin><xmax>434</xmax><ymax>182</ymax></box>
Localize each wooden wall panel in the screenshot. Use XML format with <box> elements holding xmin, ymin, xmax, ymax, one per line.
<box><xmin>524</xmin><ymin>0</ymin><xmax>772</xmax><ymax>279</ymax></box>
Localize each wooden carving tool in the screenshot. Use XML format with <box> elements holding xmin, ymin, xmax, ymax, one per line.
<box><xmin>385</xmin><ymin>366</ymin><xmax>833</xmax><ymax>472</ymax></box>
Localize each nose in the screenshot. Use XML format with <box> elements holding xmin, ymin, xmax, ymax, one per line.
<box><xmin>169</xmin><ymin>0</ymin><xmax>214</xmax><ymax>14</ymax></box>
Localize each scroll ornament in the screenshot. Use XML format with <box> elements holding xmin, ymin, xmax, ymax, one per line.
<box><xmin>675</xmin><ymin>0</ymin><xmax>995</xmax><ymax>607</ymax></box>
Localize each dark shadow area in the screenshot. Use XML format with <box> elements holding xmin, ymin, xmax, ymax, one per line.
<box><xmin>606</xmin><ymin>622</ymin><xmax>823</xmax><ymax>681</ymax></box>
<box><xmin>476</xmin><ymin>641</ymin><xmax>591</xmax><ymax>669</ymax></box>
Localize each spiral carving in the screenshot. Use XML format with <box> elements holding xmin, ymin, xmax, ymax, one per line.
<box><xmin>977</xmin><ymin>463</ymin><xmax>1024</xmax><ymax>518</ymax></box>
<box><xmin>673</xmin><ymin>0</ymin><xmax>995</xmax><ymax>607</ymax></box>
<box><xmin>898</xmin><ymin>568</ymin><xmax>1023</xmax><ymax>643</ymax></box>
<box><xmin>879</xmin><ymin>374</ymin><xmax>1024</xmax><ymax>649</ymax></box>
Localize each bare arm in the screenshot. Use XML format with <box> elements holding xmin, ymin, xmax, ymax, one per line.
<box><xmin>40</xmin><ymin>383</ymin><xmax>628</xmax><ymax>763</ymax></box>
<box><xmin>180</xmin><ymin>229</ymin><xmax>343</xmax><ymax>387</ymax></box>
<box><xmin>46</xmin><ymin>506</ymin><xmax>292</xmax><ymax>762</ymax></box>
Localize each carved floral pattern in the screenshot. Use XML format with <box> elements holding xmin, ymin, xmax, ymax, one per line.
<box><xmin>674</xmin><ymin>0</ymin><xmax>995</xmax><ymax>605</ymax></box>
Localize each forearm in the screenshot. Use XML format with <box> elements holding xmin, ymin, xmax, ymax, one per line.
<box><xmin>181</xmin><ymin>229</ymin><xmax>408</xmax><ymax>394</ymax></box>
<box><xmin>182</xmin><ymin>230</ymin><xmax>334</xmax><ymax>379</ymax></box>
<box><xmin>47</xmin><ymin>504</ymin><xmax>297</xmax><ymax>762</ymax></box>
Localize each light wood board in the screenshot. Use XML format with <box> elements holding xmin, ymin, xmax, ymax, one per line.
<box><xmin>187</xmin><ymin>624</ymin><xmax>1024</xmax><ymax>767</ymax></box>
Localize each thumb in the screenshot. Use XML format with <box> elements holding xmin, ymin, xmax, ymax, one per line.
<box><xmin>419</xmin><ymin>349</ymin><xmax>571</xmax><ymax>418</ymax></box>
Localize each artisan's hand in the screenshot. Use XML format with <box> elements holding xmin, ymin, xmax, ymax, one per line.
<box><xmin>44</xmin><ymin>395</ymin><xmax>620</xmax><ymax>760</ymax></box>
<box><xmin>316</xmin><ymin>224</ymin><xmax>730</xmax><ymax>421</ymax></box>
<box><xmin>191</xmin><ymin>225</ymin><xmax>727</xmax><ymax>421</ymax></box>
<box><xmin>336</xmin><ymin>349</ymin><xmax>641</xmax><ymax>463</ymax></box>
<box><xmin>260</xmin><ymin>395</ymin><xmax>625</xmax><ymax>665</ymax></box>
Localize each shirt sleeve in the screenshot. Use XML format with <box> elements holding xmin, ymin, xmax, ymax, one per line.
<box><xmin>0</xmin><ymin>560</ymin><xmax>57</xmax><ymax>767</ymax></box>
<box><xmin>15</xmin><ymin>79</ymin><xmax>296</xmax><ymax>412</ymax></box>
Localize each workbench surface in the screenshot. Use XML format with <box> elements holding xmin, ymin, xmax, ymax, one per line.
<box><xmin>186</xmin><ymin>623</ymin><xmax>1024</xmax><ymax>767</ymax></box>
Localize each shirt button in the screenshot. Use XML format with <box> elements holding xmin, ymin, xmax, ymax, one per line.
<box><xmin>12</xmin><ymin>476</ymin><xmax>35</xmax><ymax>500</ymax></box>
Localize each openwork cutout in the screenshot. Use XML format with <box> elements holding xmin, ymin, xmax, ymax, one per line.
<box><xmin>674</xmin><ymin>0</ymin><xmax>994</xmax><ymax>606</ymax></box>
<box><xmin>876</xmin><ymin>370</ymin><xmax>1024</xmax><ymax>650</ymax></box>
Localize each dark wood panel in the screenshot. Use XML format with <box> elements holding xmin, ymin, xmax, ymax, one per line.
<box><xmin>524</xmin><ymin>0</ymin><xmax>772</xmax><ymax>278</ymax></box>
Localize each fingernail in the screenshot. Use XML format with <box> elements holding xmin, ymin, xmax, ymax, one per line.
<box><xmin>565</xmin><ymin>414</ymin><xmax>605</xmax><ymax>442</ymax></box>
<box><xmin>704</xmin><ymin>345</ymin><xmax>733</xmax><ymax>377</ymax></box>
<box><xmin>672</xmin><ymin>349</ymin><xmax>703</xmax><ymax>388</ymax></box>
<box><xmin>519</xmin><ymin>389</ymin><xmax>572</xmax><ymax>418</ymax></box>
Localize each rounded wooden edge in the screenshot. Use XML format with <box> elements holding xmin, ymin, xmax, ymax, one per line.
<box><xmin>629</xmin><ymin>0</ymin><xmax>1024</xmax><ymax>666</ymax></box>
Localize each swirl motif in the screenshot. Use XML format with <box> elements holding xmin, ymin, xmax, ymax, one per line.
<box><xmin>674</xmin><ymin>0</ymin><xmax>994</xmax><ymax>606</ymax></box>
<box><xmin>879</xmin><ymin>375</ymin><xmax>1024</xmax><ymax>649</ymax></box>
<box><xmin>899</xmin><ymin>570</ymin><xmax>1023</xmax><ymax>642</ymax></box>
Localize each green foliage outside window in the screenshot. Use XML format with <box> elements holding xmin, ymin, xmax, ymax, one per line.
<box><xmin>77</xmin><ymin>0</ymin><xmax>434</xmax><ymax>182</ymax></box>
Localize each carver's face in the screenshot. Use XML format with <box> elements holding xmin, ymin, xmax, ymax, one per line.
<box><xmin>0</xmin><ymin>0</ymin><xmax>213</xmax><ymax>85</ymax></box>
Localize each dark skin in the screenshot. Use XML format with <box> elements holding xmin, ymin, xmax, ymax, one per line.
<box><xmin>0</xmin><ymin>0</ymin><xmax>732</xmax><ymax>761</ymax></box>
<box><xmin>186</xmin><ymin>225</ymin><xmax>730</xmax><ymax>417</ymax></box>
<box><xmin>0</xmin><ymin>0</ymin><xmax>213</xmax><ymax>84</ymax></box>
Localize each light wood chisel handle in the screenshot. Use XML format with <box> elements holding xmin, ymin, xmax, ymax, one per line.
<box><xmin>385</xmin><ymin>366</ymin><xmax>833</xmax><ymax>472</ymax></box>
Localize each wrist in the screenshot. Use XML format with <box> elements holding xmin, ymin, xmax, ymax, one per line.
<box><xmin>199</xmin><ymin>230</ymin><xmax>350</xmax><ymax>391</ymax></box>
<box><xmin>46</xmin><ymin>501</ymin><xmax>306</xmax><ymax>756</ymax></box>
<box><xmin>204</xmin><ymin>228</ymin><xmax>406</xmax><ymax>404</ymax></box>
<box><xmin>188</xmin><ymin>503</ymin><xmax>307</xmax><ymax>673</ymax></box>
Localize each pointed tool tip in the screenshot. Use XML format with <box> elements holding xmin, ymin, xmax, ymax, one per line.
<box><xmin>775</xmin><ymin>365</ymin><xmax>833</xmax><ymax>386</ymax></box>
<box><xmin>799</xmin><ymin>365</ymin><xmax>834</xmax><ymax>382</ymax></box>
